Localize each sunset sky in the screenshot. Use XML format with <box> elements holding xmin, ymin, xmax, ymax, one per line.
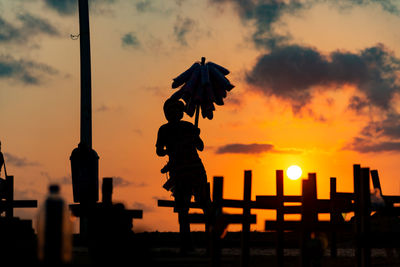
<box><xmin>2</xmin><ymin>0</ymin><xmax>400</xmax><ymax>232</ymax></box>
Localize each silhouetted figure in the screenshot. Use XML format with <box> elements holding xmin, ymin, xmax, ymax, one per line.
<box><xmin>37</xmin><ymin>184</ymin><xmax>72</xmax><ymax>265</ymax></box>
<box><xmin>156</xmin><ymin>98</ymin><xmax>211</xmax><ymax>253</ymax></box>
<box><xmin>0</xmin><ymin>141</ymin><xmax>5</xmax><ymax>178</ymax></box>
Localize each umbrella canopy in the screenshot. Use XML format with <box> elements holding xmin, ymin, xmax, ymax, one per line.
<box><xmin>170</xmin><ymin>57</ymin><xmax>234</xmax><ymax>126</ymax></box>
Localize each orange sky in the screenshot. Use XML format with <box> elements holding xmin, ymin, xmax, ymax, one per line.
<box><xmin>2</xmin><ymin>0</ymin><xmax>400</xmax><ymax>232</ymax></box>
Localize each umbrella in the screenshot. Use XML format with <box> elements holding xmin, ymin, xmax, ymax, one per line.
<box><xmin>170</xmin><ymin>57</ymin><xmax>234</xmax><ymax>127</ymax></box>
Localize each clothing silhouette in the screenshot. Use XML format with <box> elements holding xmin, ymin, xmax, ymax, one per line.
<box><xmin>156</xmin><ymin>98</ymin><xmax>211</xmax><ymax>253</ymax></box>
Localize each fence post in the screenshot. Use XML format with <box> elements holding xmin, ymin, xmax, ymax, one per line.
<box><xmin>211</xmin><ymin>176</ymin><xmax>223</xmax><ymax>267</ymax></box>
<box><xmin>102</xmin><ymin>177</ymin><xmax>113</xmax><ymax>205</ymax></box>
<box><xmin>330</xmin><ymin>177</ymin><xmax>338</xmax><ymax>258</ymax></box>
<box><xmin>5</xmin><ymin>175</ymin><xmax>14</xmax><ymax>218</ymax></box>
<box><xmin>301</xmin><ymin>173</ymin><xmax>318</xmax><ymax>267</ymax></box>
<box><xmin>360</xmin><ymin>168</ymin><xmax>371</xmax><ymax>267</ymax></box>
<box><xmin>276</xmin><ymin>170</ymin><xmax>284</xmax><ymax>267</ymax></box>
<box><xmin>354</xmin><ymin>164</ymin><xmax>362</xmax><ymax>267</ymax></box>
<box><xmin>240</xmin><ymin>170</ymin><xmax>252</xmax><ymax>267</ymax></box>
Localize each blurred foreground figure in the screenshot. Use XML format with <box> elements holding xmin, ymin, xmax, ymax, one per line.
<box><xmin>37</xmin><ymin>184</ymin><xmax>72</xmax><ymax>265</ymax></box>
<box><xmin>156</xmin><ymin>98</ymin><xmax>211</xmax><ymax>253</ymax></box>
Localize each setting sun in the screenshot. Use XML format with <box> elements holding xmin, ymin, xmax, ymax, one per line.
<box><xmin>287</xmin><ymin>165</ymin><xmax>302</xmax><ymax>180</ymax></box>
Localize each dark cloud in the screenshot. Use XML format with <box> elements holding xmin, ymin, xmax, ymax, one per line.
<box><xmin>216</xmin><ymin>143</ymin><xmax>301</xmax><ymax>154</ymax></box>
<box><xmin>44</xmin><ymin>0</ymin><xmax>116</xmax><ymax>16</ymax></box>
<box><xmin>4</xmin><ymin>153</ymin><xmax>40</xmax><ymax>167</ymax></box>
<box><xmin>331</xmin><ymin>0</ymin><xmax>400</xmax><ymax>16</ymax></box>
<box><xmin>121</xmin><ymin>32</ymin><xmax>140</xmax><ymax>48</ymax></box>
<box><xmin>360</xmin><ymin>113</ymin><xmax>400</xmax><ymax>139</ymax></box>
<box><xmin>209</xmin><ymin>0</ymin><xmax>305</xmax><ymax>49</ymax></box>
<box><xmin>246</xmin><ymin>44</ymin><xmax>400</xmax><ymax>113</ymax></box>
<box><xmin>0</xmin><ymin>54</ymin><xmax>58</xmax><ymax>85</ymax></box>
<box><xmin>209</xmin><ymin>0</ymin><xmax>400</xmax><ymax>49</ymax></box>
<box><xmin>344</xmin><ymin>111</ymin><xmax>400</xmax><ymax>154</ymax></box>
<box><xmin>0</xmin><ymin>13</ymin><xmax>59</xmax><ymax>44</ymax></box>
<box><xmin>43</xmin><ymin>0</ymin><xmax>77</xmax><ymax>15</ymax></box>
<box><xmin>345</xmin><ymin>137</ymin><xmax>400</xmax><ymax>153</ymax></box>
<box><xmin>135</xmin><ymin>0</ymin><xmax>152</xmax><ymax>12</ymax></box>
<box><xmin>173</xmin><ymin>16</ymin><xmax>196</xmax><ymax>46</ymax></box>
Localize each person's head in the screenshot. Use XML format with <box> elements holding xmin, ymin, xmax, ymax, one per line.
<box><xmin>163</xmin><ymin>98</ymin><xmax>184</xmax><ymax>122</ymax></box>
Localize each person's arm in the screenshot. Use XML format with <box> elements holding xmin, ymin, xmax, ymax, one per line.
<box><xmin>194</xmin><ymin>127</ymin><xmax>204</xmax><ymax>151</ymax></box>
<box><xmin>156</xmin><ymin>127</ymin><xmax>168</xmax><ymax>157</ymax></box>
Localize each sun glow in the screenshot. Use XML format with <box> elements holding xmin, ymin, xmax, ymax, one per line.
<box><xmin>287</xmin><ymin>165</ymin><xmax>302</xmax><ymax>180</ymax></box>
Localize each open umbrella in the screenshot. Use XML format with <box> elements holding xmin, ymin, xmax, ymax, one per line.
<box><xmin>170</xmin><ymin>57</ymin><xmax>234</xmax><ymax>127</ymax></box>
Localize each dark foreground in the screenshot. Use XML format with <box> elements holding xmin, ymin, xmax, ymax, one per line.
<box><xmin>71</xmin><ymin>231</ymin><xmax>400</xmax><ymax>266</ymax></box>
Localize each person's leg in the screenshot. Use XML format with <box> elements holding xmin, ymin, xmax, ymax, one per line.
<box><xmin>178</xmin><ymin>210</ymin><xmax>193</xmax><ymax>252</ymax></box>
<box><xmin>177</xmin><ymin>185</ymin><xmax>194</xmax><ymax>253</ymax></box>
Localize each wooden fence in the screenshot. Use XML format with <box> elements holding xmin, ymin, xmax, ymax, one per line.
<box><xmin>158</xmin><ymin>164</ymin><xmax>400</xmax><ymax>267</ymax></box>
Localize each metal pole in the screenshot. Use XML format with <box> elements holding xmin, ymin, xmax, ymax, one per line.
<box><xmin>79</xmin><ymin>0</ymin><xmax>92</xmax><ymax>148</ymax></box>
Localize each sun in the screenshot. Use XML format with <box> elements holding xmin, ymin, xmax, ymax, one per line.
<box><xmin>287</xmin><ymin>165</ymin><xmax>302</xmax><ymax>180</ymax></box>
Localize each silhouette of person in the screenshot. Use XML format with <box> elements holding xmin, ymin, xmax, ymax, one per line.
<box><xmin>0</xmin><ymin>141</ymin><xmax>4</xmax><ymax>178</ymax></box>
<box><xmin>156</xmin><ymin>98</ymin><xmax>211</xmax><ymax>253</ymax></box>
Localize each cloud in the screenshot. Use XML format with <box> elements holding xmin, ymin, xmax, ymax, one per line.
<box><xmin>210</xmin><ymin>0</ymin><xmax>400</xmax><ymax>47</ymax></box>
<box><xmin>345</xmin><ymin>137</ymin><xmax>400</xmax><ymax>153</ymax></box>
<box><xmin>131</xmin><ymin>201</ymin><xmax>154</xmax><ymax>212</ymax></box>
<box><xmin>246</xmin><ymin>44</ymin><xmax>400</xmax><ymax>113</ymax></box>
<box><xmin>216</xmin><ymin>143</ymin><xmax>301</xmax><ymax>154</ymax></box>
<box><xmin>209</xmin><ymin>0</ymin><xmax>305</xmax><ymax>49</ymax></box>
<box><xmin>121</xmin><ymin>32</ymin><xmax>141</xmax><ymax>48</ymax></box>
<box><xmin>135</xmin><ymin>0</ymin><xmax>153</xmax><ymax>12</ymax></box>
<box><xmin>361</xmin><ymin>113</ymin><xmax>400</xmax><ymax>139</ymax></box>
<box><xmin>4</xmin><ymin>153</ymin><xmax>40</xmax><ymax>167</ymax></box>
<box><xmin>44</xmin><ymin>0</ymin><xmax>116</xmax><ymax>16</ymax></box>
<box><xmin>173</xmin><ymin>16</ymin><xmax>196</xmax><ymax>46</ymax></box>
<box><xmin>40</xmin><ymin>171</ymin><xmax>71</xmax><ymax>185</ymax></box>
<box><xmin>95</xmin><ymin>103</ymin><xmax>123</xmax><ymax>112</ymax></box>
<box><xmin>0</xmin><ymin>12</ymin><xmax>59</xmax><ymax>44</ymax></box>
<box><xmin>112</xmin><ymin>176</ymin><xmax>147</xmax><ymax>188</ymax></box>
<box><xmin>0</xmin><ymin>54</ymin><xmax>58</xmax><ymax>85</ymax></box>
<box><xmin>43</xmin><ymin>0</ymin><xmax>77</xmax><ymax>15</ymax></box>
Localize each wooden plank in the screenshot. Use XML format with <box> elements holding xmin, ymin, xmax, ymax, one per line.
<box><xmin>221</xmin><ymin>199</ymin><xmax>257</xmax><ymax>208</ymax></box>
<box><xmin>212</xmin><ymin>176</ymin><xmax>223</xmax><ymax>267</ymax></box>
<box><xmin>240</xmin><ymin>170</ymin><xmax>251</xmax><ymax>267</ymax></box>
<box><xmin>189</xmin><ymin>213</ymin><xmax>256</xmax><ymax>224</ymax></box>
<box><xmin>353</xmin><ymin>164</ymin><xmax>362</xmax><ymax>267</ymax></box>
<box><xmin>102</xmin><ymin>177</ymin><xmax>113</xmax><ymax>205</ymax></box>
<box><xmin>6</xmin><ymin>175</ymin><xmax>13</xmax><ymax>218</ymax></box>
<box><xmin>330</xmin><ymin>177</ymin><xmax>338</xmax><ymax>258</ymax></box>
<box><xmin>0</xmin><ymin>200</ymin><xmax>38</xmax><ymax>209</ymax></box>
<box><xmin>256</xmin><ymin>195</ymin><xmax>302</xmax><ymax>203</ymax></box>
<box><xmin>360</xmin><ymin>167</ymin><xmax>371</xmax><ymax>267</ymax></box>
<box><xmin>301</xmin><ymin>174</ymin><xmax>318</xmax><ymax>267</ymax></box>
<box><xmin>370</xmin><ymin>170</ymin><xmax>381</xmax><ymax>194</ymax></box>
<box><xmin>276</xmin><ymin>170</ymin><xmax>284</xmax><ymax>267</ymax></box>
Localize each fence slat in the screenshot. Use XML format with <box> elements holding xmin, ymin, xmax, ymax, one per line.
<box><xmin>240</xmin><ymin>170</ymin><xmax>251</xmax><ymax>267</ymax></box>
